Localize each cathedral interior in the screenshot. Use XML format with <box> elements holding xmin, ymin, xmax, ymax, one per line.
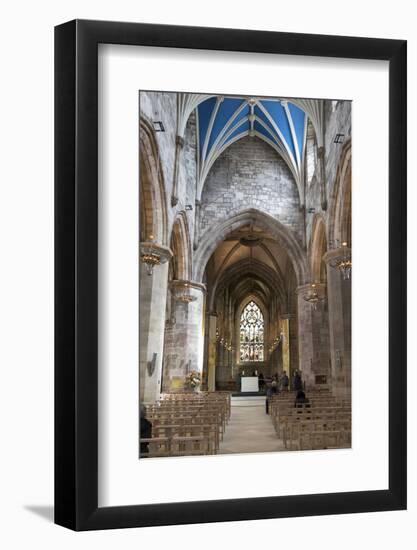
<box><xmin>139</xmin><ymin>91</ymin><xmax>352</xmax><ymax>456</ymax></box>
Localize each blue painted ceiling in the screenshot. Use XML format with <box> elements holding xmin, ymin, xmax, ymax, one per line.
<box><xmin>196</xmin><ymin>97</ymin><xmax>306</xmax><ymax>179</ymax></box>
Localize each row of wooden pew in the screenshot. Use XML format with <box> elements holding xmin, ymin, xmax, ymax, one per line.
<box><xmin>140</xmin><ymin>392</ymin><xmax>231</xmax><ymax>458</ymax></box>
<box><xmin>268</xmin><ymin>391</ymin><xmax>351</xmax><ymax>451</ymax></box>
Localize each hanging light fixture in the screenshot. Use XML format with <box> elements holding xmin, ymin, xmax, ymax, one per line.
<box><xmin>172</xmin><ymin>281</ymin><xmax>197</xmax><ymax>303</ymax></box>
<box><xmin>303</xmin><ymin>283</ymin><xmax>325</xmax><ymax>310</ymax></box>
<box><xmin>268</xmin><ymin>332</ymin><xmax>283</xmax><ymax>354</ymax></box>
<box><xmin>328</xmin><ymin>241</ymin><xmax>352</xmax><ymax>280</ymax></box>
<box><xmin>175</xmin><ymin>289</ymin><xmax>196</xmax><ymax>304</ymax></box>
<box><xmin>140</xmin><ymin>235</ymin><xmax>161</xmax><ymax>276</ymax></box>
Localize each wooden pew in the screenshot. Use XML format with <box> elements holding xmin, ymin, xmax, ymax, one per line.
<box><xmin>139</xmin><ymin>437</ymin><xmax>171</xmax><ymax>458</ymax></box>
<box><xmin>170</xmin><ymin>435</ymin><xmax>210</xmax><ymax>456</ymax></box>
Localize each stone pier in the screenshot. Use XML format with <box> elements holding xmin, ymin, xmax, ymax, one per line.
<box><xmin>162</xmin><ymin>280</ymin><xmax>206</xmax><ymax>391</ymax></box>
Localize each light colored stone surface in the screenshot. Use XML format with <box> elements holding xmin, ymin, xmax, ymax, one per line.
<box><xmin>162</xmin><ymin>285</ymin><xmax>206</xmax><ymax>391</ymax></box>
<box><xmin>219</xmin><ymin>397</ymin><xmax>285</xmax><ymax>454</ymax></box>
<box><xmin>139</xmin><ymin>261</ymin><xmax>170</xmax><ymax>403</ymax></box>
<box><xmin>200</xmin><ymin>136</ymin><xmax>304</xmax><ymax>245</ymax></box>
<box><xmin>305</xmin><ymin>100</ymin><xmax>352</xmax><ymax>244</ymax></box>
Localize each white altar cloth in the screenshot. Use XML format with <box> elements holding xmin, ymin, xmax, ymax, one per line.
<box><xmin>241</xmin><ymin>376</ymin><xmax>259</xmax><ymax>392</ymax></box>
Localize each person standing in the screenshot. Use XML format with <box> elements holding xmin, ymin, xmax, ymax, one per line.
<box><xmin>140</xmin><ymin>404</ymin><xmax>152</xmax><ymax>456</ymax></box>
<box><xmin>293</xmin><ymin>371</ymin><xmax>303</xmax><ymax>392</ymax></box>
<box><xmin>294</xmin><ymin>390</ymin><xmax>310</xmax><ymax>408</ymax></box>
<box><xmin>280</xmin><ymin>371</ymin><xmax>289</xmax><ymax>392</ymax></box>
<box><xmin>258</xmin><ymin>371</ymin><xmax>265</xmax><ymax>392</ymax></box>
<box><xmin>265</xmin><ymin>379</ymin><xmax>277</xmax><ymax>414</ymax></box>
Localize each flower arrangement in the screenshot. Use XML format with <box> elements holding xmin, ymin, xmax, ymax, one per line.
<box><xmin>185</xmin><ymin>370</ymin><xmax>201</xmax><ymax>390</ymax></box>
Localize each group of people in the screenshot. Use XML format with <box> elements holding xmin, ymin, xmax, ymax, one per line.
<box><xmin>245</xmin><ymin>369</ymin><xmax>303</xmax><ymax>394</ymax></box>
<box><xmin>265</xmin><ymin>370</ymin><xmax>306</xmax><ymax>414</ymax></box>
<box><xmin>269</xmin><ymin>370</ymin><xmax>303</xmax><ymax>393</ymax></box>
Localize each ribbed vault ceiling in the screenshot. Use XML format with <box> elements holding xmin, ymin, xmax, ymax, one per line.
<box><xmin>196</xmin><ymin>96</ymin><xmax>307</xmax><ymax>199</ymax></box>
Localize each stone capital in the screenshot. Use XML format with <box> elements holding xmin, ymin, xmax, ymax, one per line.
<box><xmin>139</xmin><ymin>241</ymin><xmax>173</xmax><ymax>264</ymax></box>
<box><xmin>323</xmin><ymin>246</ymin><xmax>351</xmax><ymax>267</ymax></box>
<box><xmin>170</xmin><ymin>279</ymin><xmax>207</xmax><ymax>294</ymax></box>
<box><xmin>279</xmin><ymin>313</ymin><xmax>294</xmax><ymax>321</ymax></box>
<box><xmin>296</xmin><ymin>282</ymin><xmax>326</xmax><ymax>300</ymax></box>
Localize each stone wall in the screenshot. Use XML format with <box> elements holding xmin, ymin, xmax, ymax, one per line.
<box><xmin>162</xmin><ymin>286</ymin><xmax>205</xmax><ymax>391</ymax></box>
<box><xmin>140</xmin><ymin>92</ymin><xmax>198</xmax><ymax>245</ymax></box>
<box><xmin>323</xmin><ymin>100</ymin><xmax>352</xmax><ymax>200</ymax></box>
<box><xmin>302</xmin><ymin>99</ymin><xmax>352</xmax><ymax>392</ymax></box>
<box><xmin>140</xmin><ymin>91</ymin><xmax>177</xmax><ymax>203</ymax></box>
<box><xmin>180</xmin><ymin>112</ymin><xmax>197</xmax><ymax>241</ymax></box>
<box><xmin>199</xmin><ymin>136</ymin><xmax>304</xmax><ymax>245</ymax></box>
<box><xmin>305</xmin><ymin>100</ymin><xmax>352</xmax><ymax>248</ymax></box>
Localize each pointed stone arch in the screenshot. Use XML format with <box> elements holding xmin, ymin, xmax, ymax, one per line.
<box><xmin>193</xmin><ymin>208</ymin><xmax>308</xmax><ymax>285</ymax></box>
<box><xmin>328</xmin><ymin>139</ymin><xmax>352</xmax><ymax>246</ymax></box>
<box><xmin>309</xmin><ymin>214</ymin><xmax>328</xmax><ymax>283</ymax></box>
<box><xmin>208</xmin><ymin>254</ymin><xmax>286</xmax><ymax>311</ymax></box>
<box><xmin>169</xmin><ymin>211</ymin><xmax>192</xmax><ymax>281</ymax></box>
<box><xmin>210</xmin><ymin>257</ymin><xmax>285</xmax><ymax>311</ymax></box>
<box><xmin>139</xmin><ymin>116</ymin><xmax>168</xmax><ymax>246</ymax></box>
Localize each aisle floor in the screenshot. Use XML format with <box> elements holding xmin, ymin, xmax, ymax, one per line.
<box><xmin>219</xmin><ymin>396</ymin><xmax>286</xmax><ymax>454</ymax></box>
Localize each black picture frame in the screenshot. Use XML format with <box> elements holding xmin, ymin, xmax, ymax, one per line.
<box><xmin>55</xmin><ymin>19</ymin><xmax>407</xmax><ymax>531</ymax></box>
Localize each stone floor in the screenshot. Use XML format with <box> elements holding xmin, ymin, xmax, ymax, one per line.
<box><xmin>219</xmin><ymin>396</ymin><xmax>285</xmax><ymax>454</ymax></box>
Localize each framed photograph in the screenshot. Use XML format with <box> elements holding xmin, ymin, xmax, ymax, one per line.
<box><xmin>55</xmin><ymin>20</ymin><xmax>406</xmax><ymax>530</ymax></box>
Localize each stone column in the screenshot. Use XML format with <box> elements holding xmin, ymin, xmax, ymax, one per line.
<box><xmin>323</xmin><ymin>248</ymin><xmax>352</xmax><ymax>397</ymax></box>
<box><xmin>279</xmin><ymin>314</ymin><xmax>294</xmax><ymax>383</ymax></box>
<box><xmin>139</xmin><ymin>243</ymin><xmax>172</xmax><ymax>404</ymax></box>
<box><xmin>171</xmin><ymin>135</ymin><xmax>184</xmax><ymax>207</ymax></box>
<box><xmin>193</xmin><ymin>199</ymin><xmax>201</xmax><ymax>250</ymax></box>
<box><xmin>295</xmin><ymin>284</ymin><xmax>327</xmax><ymax>389</ymax></box>
<box><xmin>279</xmin><ymin>315</ymin><xmax>291</xmax><ymax>381</ymax></box>
<box><xmin>162</xmin><ymin>280</ymin><xmax>206</xmax><ymax>391</ymax></box>
<box><xmin>288</xmin><ymin>311</ymin><xmax>299</xmax><ymax>379</ymax></box>
<box><xmin>207</xmin><ymin>312</ymin><xmax>218</xmax><ymax>391</ymax></box>
<box><xmin>317</xmin><ymin>146</ymin><xmax>327</xmax><ymax>211</ymax></box>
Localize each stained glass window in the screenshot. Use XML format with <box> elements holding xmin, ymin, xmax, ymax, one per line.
<box><xmin>240</xmin><ymin>301</ymin><xmax>264</xmax><ymax>362</ymax></box>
